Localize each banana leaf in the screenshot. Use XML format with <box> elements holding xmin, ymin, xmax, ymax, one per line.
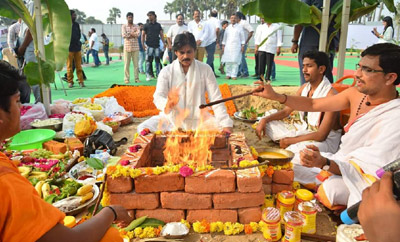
<box><xmin>242</xmin><ymin>0</ymin><xmax>313</xmax><ymax>25</ymax></box>
<box><xmin>41</xmin><ymin>0</ymin><xmax>71</xmax><ymax>71</ymax></box>
<box><xmin>1</xmin><ymin>0</ymin><xmax>35</xmax><ymax>34</ymax></box>
<box><xmin>24</xmin><ymin>59</ymin><xmax>55</xmax><ymax>86</ymax></box>
<box><xmin>382</xmin><ymin>0</ymin><xmax>397</xmax><ymax>13</ymax></box>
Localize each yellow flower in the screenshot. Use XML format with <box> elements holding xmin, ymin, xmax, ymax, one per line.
<box><xmin>292</xmin><ymin>181</ymin><xmax>301</xmax><ymax>190</ymax></box>
<box><xmin>210</xmin><ymin>221</ymin><xmax>224</xmax><ymax>232</ymax></box>
<box><xmin>223</xmin><ymin>222</ymin><xmax>234</xmax><ymax>235</ymax></box>
<box><xmin>100</xmin><ymin>185</ymin><xmax>110</xmax><ymax>207</ymax></box>
<box><xmin>153</xmin><ymin>166</ymin><xmax>165</xmax><ymax>175</ymax></box>
<box><xmin>134</xmin><ymin>132</ymin><xmax>139</xmax><ymax>139</ymax></box>
<box><xmin>134</xmin><ymin>227</ymin><xmax>143</xmax><ymax>237</ymax></box>
<box><xmin>193</xmin><ymin>220</ymin><xmax>210</xmax><ymax>233</ymax></box>
<box><xmin>129</xmin><ymin>168</ymin><xmax>142</xmax><ymax>178</ymax></box>
<box><xmin>180</xmin><ymin>219</ymin><xmax>191</xmax><ymax>229</ymax></box>
<box><xmin>259</xmin><ymin>221</ymin><xmax>268</xmax><ymax>232</ymax></box>
<box><xmin>126</xmin><ymin>231</ymin><xmax>134</xmax><ymax>239</ymax></box>
<box><xmin>249</xmin><ymin>222</ymin><xmax>259</xmax><ymax>232</ymax></box>
<box><xmin>154</xmin><ymin>130</ymin><xmax>162</xmax><ymax>135</ymax></box>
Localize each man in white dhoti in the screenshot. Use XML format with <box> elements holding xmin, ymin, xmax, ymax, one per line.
<box><xmin>137</xmin><ymin>32</ymin><xmax>233</xmax><ymax>133</ymax></box>
<box><xmin>256</xmin><ymin>51</ymin><xmax>342</xmax><ymax>187</ymax></box>
<box><xmin>221</xmin><ymin>14</ymin><xmax>245</xmax><ymax>80</ymax></box>
<box><xmin>253</xmin><ymin>43</ymin><xmax>400</xmax><ymax>210</ymax></box>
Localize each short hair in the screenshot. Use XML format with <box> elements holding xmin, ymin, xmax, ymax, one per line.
<box><xmin>362</xmin><ymin>43</ymin><xmax>400</xmax><ymax>85</ymax></box>
<box><xmin>138</xmin><ymin>22</ymin><xmax>143</xmax><ymax>26</ymax></box>
<box><xmin>173</xmin><ymin>32</ymin><xmax>196</xmax><ymax>52</ymax></box>
<box><xmin>147</xmin><ymin>11</ymin><xmax>155</xmax><ymax>16</ymax></box>
<box><xmin>0</xmin><ymin>61</ymin><xmax>25</xmax><ymax>112</ymax></box>
<box><xmin>70</xmin><ymin>10</ymin><xmax>75</xmax><ymax>15</ymax></box>
<box><xmin>176</xmin><ymin>13</ymin><xmax>184</xmax><ymax>19</ymax></box>
<box><xmin>126</xmin><ymin>12</ymin><xmax>133</xmax><ymax>18</ymax></box>
<box><xmin>302</xmin><ymin>50</ymin><xmax>330</xmax><ymax>75</ymax></box>
<box><xmin>91</xmin><ymin>28</ymin><xmax>96</xmax><ymax>33</ymax></box>
<box><xmin>101</xmin><ymin>33</ymin><xmax>106</xmax><ymax>37</ymax></box>
<box><xmin>221</xmin><ymin>20</ymin><xmax>228</xmax><ymax>26</ymax></box>
<box><xmin>210</xmin><ymin>10</ymin><xmax>217</xmax><ymax>17</ymax></box>
<box><xmin>235</xmin><ymin>11</ymin><xmax>246</xmax><ymax>20</ymax></box>
<box><xmin>193</xmin><ymin>9</ymin><xmax>200</xmax><ymax>15</ymax></box>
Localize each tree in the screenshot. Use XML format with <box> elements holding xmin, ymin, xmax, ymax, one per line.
<box><xmin>107</xmin><ymin>7</ymin><xmax>121</xmax><ymax>24</ymax></box>
<box><xmin>86</xmin><ymin>16</ymin><xmax>103</xmax><ymax>24</ymax></box>
<box><xmin>72</xmin><ymin>8</ymin><xmax>86</xmax><ymax>24</ymax></box>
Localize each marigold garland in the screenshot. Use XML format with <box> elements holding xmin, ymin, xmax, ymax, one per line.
<box><xmin>94</xmin><ymin>84</ymin><xmax>236</xmax><ymax>117</ymax></box>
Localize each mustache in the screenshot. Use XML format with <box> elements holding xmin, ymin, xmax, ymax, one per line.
<box><xmin>182</xmin><ymin>58</ymin><xmax>191</xmax><ymax>62</ymax></box>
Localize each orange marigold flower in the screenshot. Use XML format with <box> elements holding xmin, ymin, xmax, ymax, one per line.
<box><xmin>244</xmin><ymin>224</ymin><xmax>253</xmax><ymax>234</ymax></box>
<box><xmin>145</xmin><ymin>167</ymin><xmax>153</xmax><ymax>176</ymax></box>
<box><xmin>266</xmin><ymin>166</ymin><xmax>274</xmax><ymax>177</ymax></box>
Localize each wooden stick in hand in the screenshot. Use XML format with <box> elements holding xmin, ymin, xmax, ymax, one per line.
<box><xmin>199</xmin><ymin>90</ymin><xmax>258</xmax><ymax>109</ymax></box>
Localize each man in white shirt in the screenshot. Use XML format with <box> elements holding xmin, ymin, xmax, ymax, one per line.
<box><xmin>221</xmin><ymin>14</ymin><xmax>245</xmax><ymax>80</ymax></box>
<box><xmin>187</xmin><ymin>10</ymin><xmax>213</xmax><ymax>62</ymax></box>
<box><xmin>205</xmin><ymin>10</ymin><xmax>221</xmax><ymax>76</ymax></box>
<box><xmin>235</xmin><ymin>11</ymin><xmax>253</xmax><ymax>78</ymax></box>
<box><xmin>167</xmin><ymin>13</ymin><xmax>188</xmax><ymax>61</ymax></box>
<box><xmin>7</xmin><ymin>19</ymin><xmax>21</xmax><ymax>57</ymax></box>
<box><xmin>137</xmin><ymin>32</ymin><xmax>233</xmax><ymax>133</ymax></box>
<box><xmin>89</xmin><ymin>28</ymin><xmax>101</xmax><ymax>67</ymax></box>
<box><xmin>252</xmin><ymin>18</ymin><xmax>265</xmax><ymax>78</ymax></box>
<box><xmin>255</xmin><ymin>21</ymin><xmax>282</xmax><ymax>81</ymax></box>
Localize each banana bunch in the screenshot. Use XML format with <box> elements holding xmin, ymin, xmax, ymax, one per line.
<box><xmin>27</xmin><ymin>171</ymin><xmax>48</xmax><ymax>181</ymax></box>
<box><xmin>76</xmin><ymin>184</ymin><xmax>94</xmax><ymax>204</ymax></box>
<box><xmin>18</xmin><ymin>166</ymin><xmax>32</xmax><ymax>178</ymax></box>
<box><xmin>35</xmin><ymin>181</ymin><xmax>52</xmax><ymax>199</ymax></box>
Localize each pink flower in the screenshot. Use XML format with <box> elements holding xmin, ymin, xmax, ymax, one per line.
<box><xmin>237</xmin><ymin>157</ymin><xmax>245</xmax><ymax>162</ymax></box>
<box><xmin>179</xmin><ymin>166</ymin><xmax>193</xmax><ymax>177</ymax></box>
<box><xmin>120</xmin><ymin>160</ymin><xmax>130</xmax><ymax>166</ymax></box>
<box><xmin>140</xmin><ymin>128</ymin><xmax>150</xmax><ymax>136</ymax></box>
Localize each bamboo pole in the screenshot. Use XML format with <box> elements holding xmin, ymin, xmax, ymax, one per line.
<box><xmin>319</xmin><ymin>0</ymin><xmax>331</xmax><ymax>52</ymax></box>
<box><xmin>33</xmin><ymin>0</ymin><xmax>51</xmax><ymax>115</ymax></box>
<box><xmin>336</xmin><ymin>0</ymin><xmax>351</xmax><ymax>79</ymax></box>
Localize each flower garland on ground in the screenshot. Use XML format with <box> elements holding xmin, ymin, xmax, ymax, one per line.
<box><xmin>119</xmin><ymin>226</ymin><xmax>163</xmax><ymax>239</ymax></box>
<box><xmin>191</xmin><ymin>219</ymin><xmax>261</xmax><ymax>235</ymax></box>
<box><xmin>94</xmin><ymin>84</ymin><xmax>236</xmax><ymax>118</ymax></box>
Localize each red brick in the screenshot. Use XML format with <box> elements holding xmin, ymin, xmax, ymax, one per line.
<box><xmin>272</xmin><ymin>169</ymin><xmax>294</xmax><ymax>185</ymax></box>
<box><xmin>135</xmin><ymin>172</ymin><xmax>184</xmax><ymax>193</ymax></box>
<box><xmin>185</xmin><ymin>170</ymin><xmax>235</xmax><ymax>193</ymax></box>
<box><xmin>271</xmin><ymin>183</ymin><xmax>293</xmax><ymax>194</ymax></box>
<box><xmin>110</xmin><ymin>192</ymin><xmax>159</xmax><ymax>209</ymax></box>
<box><xmin>236</xmin><ymin>167</ymin><xmax>262</xmax><ymax>193</ymax></box>
<box><xmin>136</xmin><ymin>209</ymin><xmax>185</xmax><ymax>223</ymax></box>
<box><xmin>161</xmin><ymin>192</ymin><xmax>212</xmax><ymax>209</ymax></box>
<box><xmin>238</xmin><ymin>207</ymin><xmax>262</xmax><ymax>224</ymax></box>
<box><xmin>107</xmin><ymin>176</ymin><xmax>133</xmax><ymax>193</ymax></box>
<box><xmin>213</xmin><ymin>191</ymin><xmax>265</xmax><ymax>209</ymax></box>
<box><xmin>263</xmin><ymin>184</ymin><xmax>272</xmax><ymax>195</ymax></box>
<box><xmin>187</xmin><ymin>210</ymin><xmax>237</xmax><ymax>223</ymax></box>
<box><xmin>262</xmin><ymin>175</ymin><xmax>273</xmax><ymax>184</ymax></box>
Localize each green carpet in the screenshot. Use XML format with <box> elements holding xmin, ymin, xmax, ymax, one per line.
<box><xmin>38</xmin><ymin>54</ymin><xmax>361</xmax><ymax>102</ymax></box>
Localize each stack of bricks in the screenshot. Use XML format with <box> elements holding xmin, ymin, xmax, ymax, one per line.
<box><xmin>107</xmin><ymin>167</ymin><xmax>265</xmax><ymax>224</ymax></box>
<box><xmin>262</xmin><ymin>169</ymin><xmax>294</xmax><ymax>195</ymax></box>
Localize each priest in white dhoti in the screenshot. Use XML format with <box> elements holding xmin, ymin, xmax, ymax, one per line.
<box><xmin>253</xmin><ymin>43</ymin><xmax>400</xmax><ymax>210</ymax></box>
<box><xmin>221</xmin><ymin>14</ymin><xmax>245</xmax><ymax>80</ymax></box>
<box><xmin>256</xmin><ymin>51</ymin><xmax>342</xmax><ymax>187</ymax></box>
<box><xmin>137</xmin><ymin>32</ymin><xmax>233</xmax><ymax>133</ymax></box>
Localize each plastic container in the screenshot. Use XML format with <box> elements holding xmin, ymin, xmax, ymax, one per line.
<box><xmin>276</xmin><ymin>191</ymin><xmax>295</xmax><ymax>221</ymax></box>
<box><xmin>282</xmin><ymin>211</ymin><xmax>303</xmax><ymax>242</ymax></box>
<box><xmin>261</xmin><ymin>207</ymin><xmax>282</xmax><ymax>241</ymax></box>
<box><xmin>298</xmin><ymin>201</ymin><xmax>317</xmax><ymax>234</ymax></box>
<box><xmin>8</xmin><ymin>129</ymin><xmax>56</xmax><ymax>150</ymax></box>
<box><xmin>294</xmin><ymin>189</ymin><xmax>314</xmax><ymax>211</ymax></box>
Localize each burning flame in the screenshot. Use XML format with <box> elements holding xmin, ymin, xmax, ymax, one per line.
<box><xmin>162</xmin><ymin>88</ymin><xmax>220</xmax><ymax>167</ymax></box>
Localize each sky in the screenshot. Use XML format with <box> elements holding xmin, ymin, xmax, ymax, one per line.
<box><xmin>65</xmin><ymin>0</ymin><xmax>172</xmax><ymax>24</ymax></box>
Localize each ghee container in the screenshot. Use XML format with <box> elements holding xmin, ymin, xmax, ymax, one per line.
<box><xmin>298</xmin><ymin>201</ymin><xmax>317</xmax><ymax>234</ymax></box>
<box><xmin>294</xmin><ymin>189</ymin><xmax>314</xmax><ymax>211</ymax></box>
<box><xmin>276</xmin><ymin>191</ymin><xmax>295</xmax><ymax>221</ymax></box>
<box><xmin>282</xmin><ymin>211</ymin><xmax>303</xmax><ymax>242</ymax></box>
<box><xmin>262</xmin><ymin>207</ymin><xmax>282</xmax><ymax>241</ymax></box>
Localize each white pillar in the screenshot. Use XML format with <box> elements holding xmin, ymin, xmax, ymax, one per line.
<box><xmin>34</xmin><ymin>0</ymin><xmax>51</xmax><ymax>115</ymax></box>
<box><xmin>336</xmin><ymin>0</ymin><xmax>351</xmax><ymax>79</ymax></box>
<box><xmin>319</xmin><ymin>0</ymin><xmax>331</xmax><ymax>52</ymax></box>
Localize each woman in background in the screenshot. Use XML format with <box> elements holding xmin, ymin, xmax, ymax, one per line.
<box><xmin>373</xmin><ymin>16</ymin><xmax>395</xmax><ymax>44</ymax></box>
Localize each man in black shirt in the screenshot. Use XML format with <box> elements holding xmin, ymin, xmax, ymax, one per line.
<box><xmin>141</xmin><ymin>11</ymin><xmax>164</xmax><ymax>81</ymax></box>
<box><xmin>67</xmin><ymin>10</ymin><xmax>85</xmax><ymax>88</ymax></box>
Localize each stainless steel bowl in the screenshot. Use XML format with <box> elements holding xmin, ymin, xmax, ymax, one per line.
<box><xmin>30</xmin><ymin>118</ymin><xmax>63</xmax><ymax>132</ymax></box>
<box><xmin>257</xmin><ymin>147</ymin><xmax>294</xmax><ymax>164</ymax></box>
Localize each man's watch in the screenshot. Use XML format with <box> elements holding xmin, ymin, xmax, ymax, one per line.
<box><xmin>322</xmin><ymin>158</ymin><xmax>331</xmax><ymax>171</ymax></box>
<box><xmin>291</xmin><ymin>39</ymin><xmax>299</xmax><ymax>44</ymax></box>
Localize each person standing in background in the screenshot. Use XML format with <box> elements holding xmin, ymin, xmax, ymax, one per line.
<box><xmin>206</xmin><ymin>10</ymin><xmax>221</xmax><ymax>77</ymax></box>
<box><xmin>167</xmin><ymin>13</ymin><xmax>187</xmax><ymax>62</ymax></box>
<box><xmin>252</xmin><ymin>18</ymin><xmax>265</xmax><ymax>79</ymax></box>
<box><xmin>101</xmin><ymin>33</ymin><xmax>110</xmax><ymax>65</ymax></box>
<box><xmin>235</xmin><ymin>11</ymin><xmax>253</xmax><ymax>78</ymax></box>
<box><xmin>138</xmin><ymin>23</ymin><xmax>145</xmax><ymax>74</ymax></box>
<box><xmin>142</xmin><ymin>11</ymin><xmax>163</xmax><ymax>81</ymax></box>
<box><xmin>7</xmin><ymin>19</ymin><xmax>21</xmax><ymax>59</ymax></box>
<box><xmin>218</xmin><ymin>20</ymin><xmax>228</xmax><ymax>75</ymax></box>
<box><xmin>373</xmin><ymin>16</ymin><xmax>395</xmax><ymax>44</ymax></box>
<box><xmin>67</xmin><ymin>10</ymin><xmax>85</xmax><ymax>88</ymax></box>
<box><xmin>188</xmin><ymin>10</ymin><xmax>213</xmax><ymax>62</ymax></box>
<box><xmin>122</xmin><ymin>12</ymin><xmax>140</xmax><ymax>83</ymax></box>
<box><xmin>89</xmin><ymin>28</ymin><xmax>101</xmax><ymax>67</ymax></box>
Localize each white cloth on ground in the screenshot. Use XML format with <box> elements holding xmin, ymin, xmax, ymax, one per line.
<box><xmin>137</xmin><ymin>59</ymin><xmax>233</xmax><ymax>133</ymax></box>
<box><xmin>319</xmin><ymin>98</ymin><xmax>400</xmax><ymax>207</ymax></box>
